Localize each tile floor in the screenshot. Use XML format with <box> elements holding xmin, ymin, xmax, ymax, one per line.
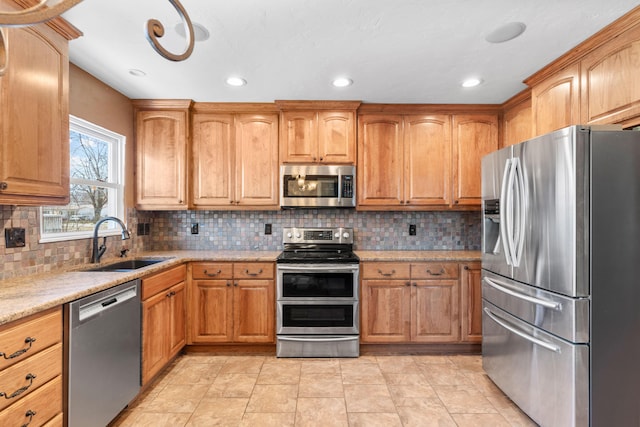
<box><xmin>113</xmin><ymin>353</ymin><xmax>537</xmax><ymax>427</ymax></box>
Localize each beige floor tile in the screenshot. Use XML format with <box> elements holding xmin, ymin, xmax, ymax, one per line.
<box><xmin>396</xmin><ymin>399</ymin><xmax>457</xmax><ymax>427</ymax></box>
<box><xmin>448</xmin><ymin>355</ymin><xmax>485</xmax><ymax>373</ymax></box>
<box><xmin>421</xmin><ymin>363</ymin><xmax>473</xmax><ymax>386</ymax></box>
<box><xmin>205</xmin><ymin>373</ymin><xmax>258</xmax><ymax>398</ymax></box>
<box><xmin>218</xmin><ymin>356</ymin><xmax>265</xmax><ymax>374</ymax></box>
<box><xmin>300</xmin><ymin>359</ymin><xmax>341</xmax><ymax>374</ymax></box>
<box><xmin>295</xmin><ymin>397</ymin><xmax>348</xmax><ymax>427</ymax></box>
<box><xmin>487</xmin><ymin>395</ymin><xmax>539</xmax><ymax>426</ymax></box>
<box><xmin>383</xmin><ymin>372</ymin><xmax>429</xmax><ymax>386</ymax></box>
<box><xmin>465</xmin><ymin>372</ymin><xmax>506</xmax><ymax>397</ymax></box>
<box><xmin>298</xmin><ymin>372</ymin><xmax>344</xmax><ymax>397</ymax></box>
<box><xmin>411</xmin><ymin>355</ymin><xmax>455</xmax><ymax>365</ymax></box>
<box><xmin>143</xmin><ymin>383</ymin><xmax>210</xmax><ymax>413</ymax></box>
<box><xmin>239</xmin><ymin>412</ymin><xmax>296</xmax><ymax>427</ymax></box>
<box><xmin>376</xmin><ymin>355</ymin><xmax>422</xmax><ymax>374</ymax></box>
<box><xmin>176</xmin><ymin>354</ymin><xmax>230</xmax><ymax>366</ymax></box>
<box><xmin>341</xmin><ymin>362</ymin><xmax>386</xmax><ymax>384</ymax></box>
<box><xmin>185</xmin><ymin>398</ymin><xmax>249</xmax><ymax>426</ymax></box>
<box><xmin>343</xmin><ymin>384</ymin><xmax>396</xmax><ymax>413</ymax></box>
<box><xmin>434</xmin><ymin>384</ymin><xmax>498</xmax><ymax>414</ymax></box>
<box><xmin>388</xmin><ymin>383</ymin><xmax>439</xmax><ymax>405</ymax></box>
<box><xmin>167</xmin><ymin>362</ymin><xmax>222</xmax><ymax>385</ymax></box>
<box><xmin>347</xmin><ymin>412</ymin><xmax>403</xmax><ymax>427</ymax></box>
<box><xmin>245</xmin><ymin>384</ymin><xmax>298</xmax><ymax>413</ymax></box>
<box><xmin>451</xmin><ymin>413</ymin><xmax>513</xmax><ymax>426</ymax></box>
<box><xmin>112</xmin><ymin>409</ymin><xmax>191</xmax><ymax>427</ymax></box>
<box><xmin>257</xmin><ymin>361</ymin><xmax>301</xmax><ymax>384</ymax></box>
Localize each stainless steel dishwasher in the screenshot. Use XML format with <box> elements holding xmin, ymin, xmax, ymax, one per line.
<box><xmin>64</xmin><ymin>279</ymin><xmax>141</xmax><ymax>427</ymax></box>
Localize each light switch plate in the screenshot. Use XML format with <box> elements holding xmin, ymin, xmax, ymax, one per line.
<box><xmin>5</xmin><ymin>227</ymin><xmax>25</xmax><ymax>248</ymax></box>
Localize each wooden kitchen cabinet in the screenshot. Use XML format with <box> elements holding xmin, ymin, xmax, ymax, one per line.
<box><xmin>460</xmin><ymin>262</ymin><xmax>482</xmax><ymax>343</ymax></box>
<box><xmin>191</xmin><ymin>105</ymin><xmax>279</xmax><ymax>209</ymax></box>
<box><xmin>452</xmin><ymin>114</ymin><xmax>499</xmax><ymax>206</ymax></box>
<box><xmin>189</xmin><ymin>262</ymin><xmax>275</xmax><ymax>344</ymax></box>
<box><xmin>0</xmin><ymin>14</ymin><xmax>80</xmax><ymax>205</ymax></box>
<box><xmin>0</xmin><ymin>307</ymin><xmax>63</xmax><ymax>424</ymax></box>
<box><xmin>502</xmin><ymin>90</ymin><xmax>533</xmax><ymax>147</ymax></box>
<box><xmin>134</xmin><ymin>100</ymin><xmax>192</xmax><ymax>210</ymax></box>
<box><xmin>358</xmin><ymin>114</ymin><xmax>452</xmax><ymax>209</ymax></box>
<box><xmin>141</xmin><ymin>264</ymin><xmax>187</xmax><ymax>385</ymax></box>
<box><xmin>277</xmin><ymin>101</ymin><xmax>360</xmax><ymax>164</ymax></box>
<box><xmin>361</xmin><ymin>262</ymin><xmax>459</xmax><ymax>343</ymax></box>
<box><xmin>529</xmin><ymin>63</ymin><xmax>580</xmax><ymax>137</ymax></box>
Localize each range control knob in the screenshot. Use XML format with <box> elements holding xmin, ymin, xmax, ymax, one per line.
<box><xmin>343</xmin><ymin>232</ymin><xmax>350</xmax><ymax>239</ymax></box>
<box><xmin>334</xmin><ymin>232</ymin><xmax>340</xmax><ymax>238</ymax></box>
<box><xmin>286</xmin><ymin>232</ymin><xmax>292</xmax><ymax>238</ymax></box>
<box><xmin>295</xmin><ymin>233</ymin><xmax>301</xmax><ymax>239</ymax></box>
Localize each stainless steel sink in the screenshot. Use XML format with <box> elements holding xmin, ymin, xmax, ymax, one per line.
<box><xmin>85</xmin><ymin>259</ymin><xmax>167</xmax><ymax>272</ymax></box>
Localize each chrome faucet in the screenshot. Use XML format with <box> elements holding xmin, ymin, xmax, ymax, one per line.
<box><xmin>91</xmin><ymin>216</ymin><xmax>131</xmax><ymax>263</ymax></box>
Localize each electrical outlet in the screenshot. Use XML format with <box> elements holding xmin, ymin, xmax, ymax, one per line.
<box><xmin>137</xmin><ymin>223</ymin><xmax>151</xmax><ymax>236</ymax></box>
<box><xmin>191</xmin><ymin>223</ymin><xmax>199</xmax><ymax>234</ymax></box>
<box><xmin>5</xmin><ymin>227</ymin><xmax>26</xmax><ymax>248</ymax></box>
<box><xmin>264</xmin><ymin>223</ymin><xmax>272</xmax><ymax>235</ymax></box>
<box><xmin>409</xmin><ymin>224</ymin><xmax>417</xmax><ymax>236</ymax></box>
<box><xmin>144</xmin><ymin>223</ymin><xmax>150</xmax><ymax>235</ymax></box>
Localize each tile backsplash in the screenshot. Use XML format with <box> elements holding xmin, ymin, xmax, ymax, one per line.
<box><xmin>0</xmin><ymin>206</ymin><xmax>480</xmax><ymax>281</ymax></box>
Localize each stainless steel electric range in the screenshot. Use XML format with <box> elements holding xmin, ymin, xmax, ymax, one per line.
<box><xmin>276</xmin><ymin>227</ymin><xmax>360</xmax><ymax>357</ymax></box>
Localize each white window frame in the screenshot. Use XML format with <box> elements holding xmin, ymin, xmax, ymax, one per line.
<box><xmin>39</xmin><ymin>115</ymin><xmax>126</xmax><ymax>243</ymax></box>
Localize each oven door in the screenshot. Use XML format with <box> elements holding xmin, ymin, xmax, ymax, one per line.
<box><xmin>277</xmin><ymin>300</ymin><xmax>359</xmax><ymax>335</ymax></box>
<box><xmin>277</xmin><ymin>263</ymin><xmax>359</xmax><ymax>300</ymax></box>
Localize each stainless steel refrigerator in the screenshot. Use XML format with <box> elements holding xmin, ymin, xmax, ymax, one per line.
<box><xmin>481</xmin><ymin>125</ymin><xmax>640</xmax><ymax>426</ymax></box>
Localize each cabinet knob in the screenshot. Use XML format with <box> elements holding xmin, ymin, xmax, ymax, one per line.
<box><xmin>226</xmin><ymin>282</ymin><xmax>231</xmax><ymax>287</ymax></box>
<box><xmin>229</xmin><ymin>200</ymin><xmax>234</xmax><ymax>204</ymax></box>
<box><xmin>405</xmin><ymin>282</ymin><xmax>411</xmax><ymax>286</ymax></box>
<box><xmin>319</xmin><ymin>157</ymin><xmax>323</xmax><ymax>161</ymax></box>
<box><xmin>233</xmin><ymin>282</ymin><xmax>238</xmax><ymax>287</ymax></box>
<box><xmin>0</xmin><ymin>182</ymin><xmax>7</xmax><ymax>190</ymax></box>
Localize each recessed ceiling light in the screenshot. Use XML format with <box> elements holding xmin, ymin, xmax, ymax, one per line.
<box><xmin>174</xmin><ymin>22</ymin><xmax>210</xmax><ymax>42</ymax></box>
<box><xmin>332</xmin><ymin>77</ymin><xmax>353</xmax><ymax>88</ymax></box>
<box><xmin>226</xmin><ymin>77</ymin><xmax>247</xmax><ymax>87</ymax></box>
<box><xmin>462</xmin><ymin>78</ymin><xmax>483</xmax><ymax>88</ymax></box>
<box><xmin>485</xmin><ymin>22</ymin><xmax>526</xmax><ymax>43</ymax></box>
<box><xmin>128</xmin><ymin>69</ymin><xmax>146</xmax><ymax>77</ymax></box>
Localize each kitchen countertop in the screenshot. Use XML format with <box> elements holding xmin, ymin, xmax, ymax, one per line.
<box><xmin>0</xmin><ymin>249</ymin><xmax>479</xmax><ymax>326</ymax></box>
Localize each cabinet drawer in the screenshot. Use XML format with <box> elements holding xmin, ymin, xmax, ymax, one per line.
<box><xmin>234</xmin><ymin>262</ymin><xmax>274</xmax><ymax>279</ymax></box>
<box><xmin>43</xmin><ymin>413</ymin><xmax>63</xmax><ymax>427</ymax></box>
<box><xmin>0</xmin><ymin>375</ymin><xmax>61</xmax><ymax>427</ymax></box>
<box><xmin>410</xmin><ymin>262</ymin><xmax>459</xmax><ymax>279</ymax></box>
<box><xmin>191</xmin><ymin>263</ymin><xmax>233</xmax><ymax>280</ymax></box>
<box><xmin>142</xmin><ymin>264</ymin><xmax>186</xmax><ymax>299</ymax></box>
<box><xmin>0</xmin><ymin>308</ymin><xmax>61</xmax><ymax>371</ymax></box>
<box><xmin>361</xmin><ymin>262</ymin><xmax>410</xmax><ymax>279</ymax></box>
<box><xmin>0</xmin><ymin>343</ymin><xmax>62</xmax><ymax>412</ymax></box>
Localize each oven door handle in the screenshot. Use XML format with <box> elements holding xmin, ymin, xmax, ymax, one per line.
<box><xmin>278</xmin><ymin>336</ymin><xmax>359</xmax><ymax>342</ymax></box>
<box><xmin>277</xmin><ymin>265</ymin><xmax>360</xmax><ymax>271</ymax></box>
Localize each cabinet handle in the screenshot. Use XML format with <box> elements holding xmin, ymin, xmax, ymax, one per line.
<box><xmin>377</xmin><ymin>269</ymin><xmax>395</xmax><ymax>277</ymax></box>
<box><xmin>166</xmin><ymin>291</ymin><xmax>176</xmax><ymax>297</ymax></box>
<box><xmin>226</xmin><ymin>282</ymin><xmax>231</xmax><ymax>287</ymax></box>
<box><xmin>204</xmin><ymin>269</ymin><xmax>222</xmax><ymax>277</ymax></box>
<box><xmin>412</xmin><ymin>282</ymin><xmax>417</xmax><ymax>287</ymax></box>
<box><xmin>0</xmin><ymin>182</ymin><xmax>7</xmax><ymax>190</ymax></box>
<box><xmin>426</xmin><ymin>268</ymin><xmax>445</xmax><ymax>276</ymax></box>
<box><xmin>312</xmin><ymin>157</ymin><xmax>317</xmax><ymax>161</ymax></box>
<box><xmin>319</xmin><ymin>157</ymin><xmax>323</xmax><ymax>161</ymax></box>
<box><xmin>0</xmin><ymin>337</ymin><xmax>36</xmax><ymax>360</ymax></box>
<box><xmin>454</xmin><ymin>200</ymin><xmax>459</xmax><ymax>204</ymax></box>
<box><xmin>22</xmin><ymin>409</ymin><xmax>36</xmax><ymax>427</ymax></box>
<box><xmin>244</xmin><ymin>268</ymin><xmax>263</xmax><ymax>276</ymax></box>
<box><xmin>464</xmin><ymin>266</ymin><xmax>469</xmax><ymax>270</ymax></box>
<box><xmin>405</xmin><ymin>282</ymin><xmax>411</xmax><ymax>286</ymax></box>
<box><xmin>229</xmin><ymin>200</ymin><xmax>234</xmax><ymax>204</ymax></box>
<box><xmin>0</xmin><ymin>373</ymin><xmax>36</xmax><ymax>400</ymax></box>
<box><xmin>233</xmin><ymin>282</ymin><xmax>238</xmax><ymax>287</ymax></box>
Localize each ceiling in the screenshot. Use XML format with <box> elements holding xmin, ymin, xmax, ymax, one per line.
<box><xmin>61</xmin><ymin>0</ymin><xmax>639</xmax><ymax>104</ymax></box>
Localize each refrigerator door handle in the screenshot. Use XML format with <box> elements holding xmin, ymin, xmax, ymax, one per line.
<box><xmin>511</xmin><ymin>158</ymin><xmax>526</xmax><ymax>268</ymax></box>
<box><xmin>483</xmin><ymin>307</ymin><xmax>561</xmax><ymax>353</ymax></box>
<box><xmin>504</xmin><ymin>158</ymin><xmax>518</xmax><ymax>266</ymax></box>
<box><xmin>483</xmin><ymin>277</ymin><xmax>562</xmax><ymax>310</ymax></box>
<box><xmin>499</xmin><ymin>158</ymin><xmax>513</xmax><ymax>265</ymax></box>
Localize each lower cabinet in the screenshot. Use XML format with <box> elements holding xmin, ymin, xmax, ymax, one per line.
<box><xmin>361</xmin><ymin>261</ymin><xmax>480</xmax><ymax>344</ymax></box>
<box><xmin>141</xmin><ymin>265</ymin><xmax>187</xmax><ymax>385</ymax></box>
<box><xmin>189</xmin><ymin>262</ymin><xmax>275</xmax><ymax>344</ymax></box>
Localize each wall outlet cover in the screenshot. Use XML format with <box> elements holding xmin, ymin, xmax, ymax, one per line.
<box><xmin>264</xmin><ymin>223</ymin><xmax>272</xmax><ymax>235</ymax></box>
<box><xmin>409</xmin><ymin>224</ymin><xmax>417</xmax><ymax>236</ymax></box>
<box><xmin>5</xmin><ymin>227</ymin><xmax>26</xmax><ymax>248</ymax></box>
<box><xmin>191</xmin><ymin>223</ymin><xmax>199</xmax><ymax>234</ymax></box>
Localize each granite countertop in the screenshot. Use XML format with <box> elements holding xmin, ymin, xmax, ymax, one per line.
<box><xmin>0</xmin><ymin>249</ymin><xmax>480</xmax><ymax>326</ymax></box>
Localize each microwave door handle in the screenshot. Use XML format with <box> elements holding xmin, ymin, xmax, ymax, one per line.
<box><xmin>337</xmin><ymin>173</ymin><xmax>342</xmax><ymax>202</ymax></box>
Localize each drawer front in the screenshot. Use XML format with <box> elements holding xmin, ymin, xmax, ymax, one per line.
<box><xmin>142</xmin><ymin>264</ymin><xmax>187</xmax><ymax>299</ymax></box>
<box><xmin>191</xmin><ymin>263</ymin><xmax>233</xmax><ymax>280</ymax></box>
<box><xmin>0</xmin><ymin>375</ymin><xmax>62</xmax><ymax>427</ymax></box>
<box><xmin>361</xmin><ymin>262</ymin><xmax>410</xmax><ymax>280</ymax></box>
<box><xmin>0</xmin><ymin>343</ymin><xmax>62</xmax><ymax>412</ymax></box>
<box><xmin>410</xmin><ymin>262</ymin><xmax>459</xmax><ymax>279</ymax></box>
<box><xmin>0</xmin><ymin>308</ymin><xmax>61</xmax><ymax>371</ymax></box>
<box><xmin>234</xmin><ymin>262</ymin><xmax>274</xmax><ymax>279</ymax></box>
<box><xmin>43</xmin><ymin>413</ymin><xmax>63</xmax><ymax>427</ymax></box>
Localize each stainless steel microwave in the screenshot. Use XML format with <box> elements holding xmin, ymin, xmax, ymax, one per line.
<box><xmin>280</xmin><ymin>164</ymin><xmax>356</xmax><ymax>208</ymax></box>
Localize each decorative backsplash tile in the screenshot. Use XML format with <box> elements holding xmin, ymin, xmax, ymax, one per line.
<box><xmin>0</xmin><ymin>206</ymin><xmax>480</xmax><ymax>281</ymax></box>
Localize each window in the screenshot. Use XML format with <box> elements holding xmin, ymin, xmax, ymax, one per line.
<box><xmin>40</xmin><ymin>116</ymin><xmax>125</xmax><ymax>242</ymax></box>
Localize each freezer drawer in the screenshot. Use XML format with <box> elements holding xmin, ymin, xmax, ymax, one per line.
<box><xmin>482</xmin><ymin>300</ymin><xmax>588</xmax><ymax>427</ymax></box>
<box><xmin>482</xmin><ymin>270</ymin><xmax>589</xmax><ymax>343</ymax></box>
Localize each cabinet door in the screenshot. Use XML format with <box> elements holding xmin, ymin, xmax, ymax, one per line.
<box><xmin>361</xmin><ymin>279</ymin><xmax>411</xmax><ymax>342</ymax></box>
<box><xmin>452</xmin><ymin>114</ymin><xmax>499</xmax><ymax>206</ymax></box>
<box><xmin>235</xmin><ymin>114</ymin><xmax>279</xmax><ymax>207</ymax></box>
<box><xmin>0</xmin><ymin>26</ymin><xmax>69</xmax><ymax>204</ymax></box>
<box><xmin>136</xmin><ymin>110</ymin><xmax>187</xmax><ymax>209</ymax></box>
<box><xmin>404</xmin><ymin>115</ymin><xmax>451</xmax><ymax>206</ymax></box>
<box><xmin>531</xmin><ymin>63</ymin><xmax>580</xmax><ymax>136</ymax></box>
<box><xmin>191</xmin><ymin>114</ymin><xmax>234</xmax><ymax>207</ymax></box>
<box><xmin>411</xmin><ymin>280</ymin><xmax>459</xmax><ymax>343</ymax></box>
<box><xmin>168</xmin><ymin>281</ymin><xmax>187</xmax><ymax>356</ymax></box>
<box><xmin>142</xmin><ymin>292</ymin><xmax>169</xmax><ymax>384</ymax></box>
<box><xmin>503</xmin><ymin>98</ymin><xmax>532</xmax><ymax>147</ymax></box>
<box><xmin>189</xmin><ymin>280</ymin><xmax>233</xmax><ymax>343</ymax></box>
<box><xmin>317</xmin><ymin>111</ymin><xmax>355</xmax><ymax>164</ymax></box>
<box><xmin>233</xmin><ymin>279</ymin><xmax>275</xmax><ymax>343</ymax></box>
<box><xmin>460</xmin><ymin>262</ymin><xmax>482</xmax><ymax>343</ymax></box>
<box><xmin>357</xmin><ymin>115</ymin><xmax>404</xmax><ymax>207</ymax></box>
<box><xmin>280</xmin><ymin>111</ymin><xmax>317</xmax><ymax>163</ymax></box>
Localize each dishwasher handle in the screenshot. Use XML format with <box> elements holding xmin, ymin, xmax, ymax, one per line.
<box><xmin>78</xmin><ymin>285</ymin><xmax>138</xmax><ymax>323</ymax></box>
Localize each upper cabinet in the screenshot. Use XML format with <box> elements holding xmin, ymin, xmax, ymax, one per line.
<box><xmin>276</xmin><ymin>101</ymin><xmax>360</xmax><ymax>164</ymax></box>
<box><xmin>502</xmin><ymin>90</ymin><xmax>532</xmax><ymax>147</ymax></box>
<box><xmin>133</xmin><ymin>100</ymin><xmax>192</xmax><ymax>210</ymax></box>
<box><xmin>191</xmin><ymin>104</ymin><xmax>279</xmax><ymax>210</ymax></box>
<box><xmin>0</xmin><ymin>10</ymin><xmax>81</xmax><ymax>205</ymax></box>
